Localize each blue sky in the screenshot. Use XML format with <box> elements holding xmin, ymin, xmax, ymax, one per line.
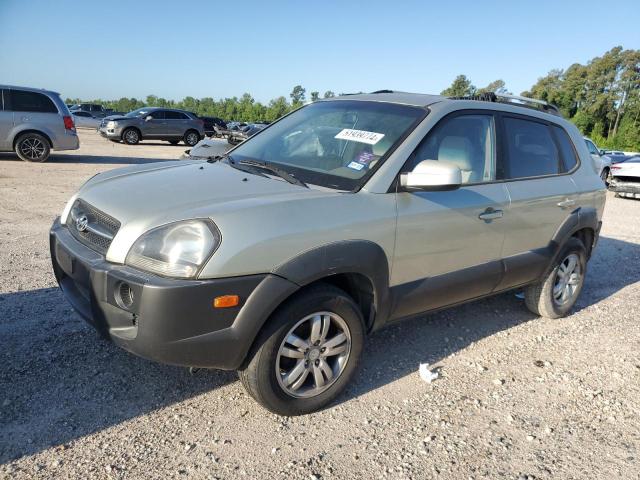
<box><xmin>1</xmin><ymin>0</ymin><xmax>638</xmax><ymax>102</ymax></box>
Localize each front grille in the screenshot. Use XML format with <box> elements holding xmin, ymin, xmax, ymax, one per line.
<box><xmin>68</xmin><ymin>199</ymin><xmax>120</xmax><ymax>253</ymax></box>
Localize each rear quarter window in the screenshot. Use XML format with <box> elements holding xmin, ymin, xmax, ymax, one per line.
<box><xmin>503</xmin><ymin>117</ymin><xmax>560</xmax><ymax>179</ymax></box>
<box><xmin>551</xmin><ymin>125</ymin><xmax>579</xmax><ymax>172</ymax></box>
<box><xmin>9</xmin><ymin>90</ymin><xmax>59</xmax><ymax>113</ymax></box>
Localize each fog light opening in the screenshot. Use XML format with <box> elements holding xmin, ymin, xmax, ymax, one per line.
<box><xmin>117</xmin><ymin>282</ymin><xmax>135</xmax><ymax>309</ymax></box>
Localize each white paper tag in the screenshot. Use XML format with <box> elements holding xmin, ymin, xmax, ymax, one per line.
<box><xmin>335</xmin><ymin>128</ymin><xmax>385</xmax><ymax>145</ymax></box>
<box><xmin>347</xmin><ymin>161</ymin><xmax>366</xmax><ymax>171</ymax></box>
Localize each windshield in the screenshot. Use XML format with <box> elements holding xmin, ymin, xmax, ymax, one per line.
<box><xmin>229</xmin><ymin>100</ymin><xmax>426</xmax><ymax>190</ymax></box>
<box><xmin>125</xmin><ymin>108</ymin><xmax>153</xmax><ymax>118</ymax></box>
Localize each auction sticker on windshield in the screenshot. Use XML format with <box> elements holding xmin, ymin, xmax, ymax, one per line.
<box><xmin>335</xmin><ymin>128</ymin><xmax>385</xmax><ymax>145</ymax></box>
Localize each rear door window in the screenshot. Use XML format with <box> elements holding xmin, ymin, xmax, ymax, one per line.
<box><xmin>503</xmin><ymin>117</ymin><xmax>560</xmax><ymax>178</ymax></box>
<box><xmin>149</xmin><ymin>110</ymin><xmax>165</xmax><ymax>120</ymax></box>
<box><xmin>165</xmin><ymin>111</ymin><xmax>188</xmax><ymax>120</ymax></box>
<box><xmin>9</xmin><ymin>90</ymin><xmax>58</xmax><ymax>113</ymax></box>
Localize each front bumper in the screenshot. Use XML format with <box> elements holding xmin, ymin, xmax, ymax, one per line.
<box><xmin>610</xmin><ymin>178</ymin><xmax>640</xmax><ymax>198</ymax></box>
<box><xmin>98</xmin><ymin>126</ymin><xmax>123</xmax><ymax>139</ymax></box>
<box><xmin>50</xmin><ymin>219</ymin><xmax>299</xmax><ymax>369</ymax></box>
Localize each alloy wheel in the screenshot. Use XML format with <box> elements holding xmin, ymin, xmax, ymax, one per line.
<box><xmin>276</xmin><ymin>312</ymin><xmax>351</xmax><ymax>398</ymax></box>
<box><xmin>19</xmin><ymin>137</ymin><xmax>46</xmax><ymax>160</ymax></box>
<box><xmin>553</xmin><ymin>253</ymin><xmax>582</xmax><ymax>306</ymax></box>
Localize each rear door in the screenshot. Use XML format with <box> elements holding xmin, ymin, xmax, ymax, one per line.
<box><xmin>8</xmin><ymin>89</ymin><xmax>63</xmax><ymax>144</ymax></box>
<box><xmin>495</xmin><ymin>114</ymin><xmax>578</xmax><ymax>290</ymax></box>
<box><xmin>0</xmin><ymin>89</ymin><xmax>13</xmax><ymax>150</ymax></box>
<box><xmin>391</xmin><ymin>111</ymin><xmax>510</xmax><ymax>319</ymax></box>
<box><xmin>164</xmin><ymin>110</ymin><xmax>189</xmax><ymax>138</ymax></box>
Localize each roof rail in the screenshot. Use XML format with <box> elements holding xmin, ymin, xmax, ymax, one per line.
<box><xmin>448</xmin><ymin>92</ymin><xmax>561</xmax><ymax>116</ymax></box>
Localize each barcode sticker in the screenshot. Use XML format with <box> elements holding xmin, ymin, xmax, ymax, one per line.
<box><xmin>335</xmin><ymin>128</ymin><xmax>385</xmax><ymax>145</ymax></box>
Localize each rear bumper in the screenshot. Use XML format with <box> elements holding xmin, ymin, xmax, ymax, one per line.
<box><xmin>50</xmin><ymin>219</ymin><xmax>299</xmax><ymax>369</ymax></box>
<box><xmin>610</xmin><ymin>178</ymin><xmax>640</xmax><ymax>198</ymax></box>
<box><xmin>52</xmin><ymin>132</ymin><xmax>79</xmax><ymax>151</ymax></box>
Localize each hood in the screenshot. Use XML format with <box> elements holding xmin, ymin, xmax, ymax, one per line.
<box><xmin>103</xmin><ymin>115</ymin><xmax>134</xmax><ymax>121</ymax></box>
<box><xmin>188</xmin><ymin>138</ymin><xmax>231</xmax><ymax>159</ymax></box>
<box><xmin>75</xmin><ymin>161</ymin><xmax>338</xmax><ymax>262</ymax></box>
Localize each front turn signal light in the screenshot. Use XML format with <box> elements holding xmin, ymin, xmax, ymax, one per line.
<box><xmin>213</xmin><ymin>295</ymin><xmax>240</xmax><ymax>308</ymax></box>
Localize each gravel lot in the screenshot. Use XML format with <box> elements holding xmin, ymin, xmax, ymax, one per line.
<box><xmin>1</xmin><ymin>130</ymin><xmax>639</xmax><ymax>479</ymax></box>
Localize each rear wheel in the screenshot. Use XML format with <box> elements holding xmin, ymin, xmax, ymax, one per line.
<box><xmin>524</xmin><ymin>237</ymin><xmax>587</xmax><ymax>318</ymax></box>
<box><xmin>184</xmin><ymin>130</ymin><xmax>200</xmax><ymax>146</ymax></box>
<box><xmin>238</xmin><ymin>285</ymin><xmax>365</xmax><ymax>416</ymax></box>
<box><xmin>15</xmin><ymin>133</ymin><xmax>50</xmax><ymax>162</ymax></box>
<box><xmin>122</xmin><ymin>128</ymin><xmax>140</xmax><ymax>145</ymax></box>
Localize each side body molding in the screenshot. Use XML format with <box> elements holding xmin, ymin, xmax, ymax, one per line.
<box><xmin>272</xmin><ymin>240</ymin><xmax>392</xmax><ymax>330</ymax></box>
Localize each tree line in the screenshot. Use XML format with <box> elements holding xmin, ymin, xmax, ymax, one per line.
<box><xmin>66</xmin><ymin>46</ymin><xmax>640</xmax><ymax>150</ymax></box>
<box><xmin>65</xmin><ymin>86</ymin><xmax>335</xmax><ymax>124</ymax></box>
<box><xmin>440</xmin><ymin>46</ymin><xmax>640</xmax><ymax>151</ymax></box>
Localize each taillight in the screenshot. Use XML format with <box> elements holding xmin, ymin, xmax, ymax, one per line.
<box><xmin>63</xmin><ymin>115</ymin><xmax>75</xmax><ymax>131</ymax></box>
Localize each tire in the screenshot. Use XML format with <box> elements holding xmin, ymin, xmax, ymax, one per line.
<box><xmin>601</xmin><ymin>167</ymin><xmax>610</xmax><ymax>186</ymax></box>
<box><xmin>238</xmin><ymin>284</ymin><xmax>365</xmax><ymax>416</ymax></box>
<box><xmin>183</xmin><ymin>130</ymin><xmax>200</xmax><ymax>146</ymax></box>
<box><xmin>15</xmin><ymin>133</ymin><xmax>50</xmax><ymax>162</ymax></box>
<box><xmin>524</xmin><ymin>237</ymin><xmax>587</xmax><ymax>319</ymax></box>
<box><xmin>122</xmin><ymin>128</ymin><xmax>140</xmax><ymax>145</ymax></box>
<box><xmin>168</xmin><ymin>140</ymin><xmax>180</xmax><ymax>145</ymax></box>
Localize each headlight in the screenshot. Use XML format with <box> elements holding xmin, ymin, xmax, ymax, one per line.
<box><xmin>107</xmin><ymin>121</ymin><xmax>117</xmax><ymax>129</ymax></box>
<box><xmin>126</xmin><ymin>220</ymin><xmax>221</xmax><ymax>278</ymax></box>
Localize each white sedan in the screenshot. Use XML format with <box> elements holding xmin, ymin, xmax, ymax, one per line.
<box><xmin>609</xmin><ymin>157</ymin><xmax>640</xmax><ymax>199</ymax></box>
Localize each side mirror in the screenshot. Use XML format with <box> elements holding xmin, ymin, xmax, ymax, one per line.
<box><xmin>400</xmin><ymin>160</ymin><xmax>462</xmax><ymax>191</ymax></box>
<box><xmin>145</xmin><ymin>115</ymin><xmax>153</xmax><ymax>122</ymax></box>
<box><xmin>599</xmin><ymin>149</ymin><xmax>606</xmax><ymax>156</ymax></box>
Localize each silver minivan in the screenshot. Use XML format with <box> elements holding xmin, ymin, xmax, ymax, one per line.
<box><xmin>50</xmin><ymin>91</ymin><xmax>606</xmax><ymax>415</ymax></box>
<box><xmin>0</xmin><ymin>85</ymin><xmax>79</xmax><ymax>162</ymax></box>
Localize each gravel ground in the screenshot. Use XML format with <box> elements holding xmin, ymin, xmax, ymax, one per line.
<box><xmin>1</xmin><ymin>131</ymin><xmax>639</xmax><ymax>479</ymax></box>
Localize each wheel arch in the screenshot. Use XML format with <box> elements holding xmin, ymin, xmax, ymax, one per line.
<box><xmin>12</xmin><ymin>129</ymin><xmax>53</xmax><ymax>149</ymax></box>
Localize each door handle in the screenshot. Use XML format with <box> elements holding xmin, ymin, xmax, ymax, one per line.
<box><xmin>557</xmin><ymin>198</ymin><xmax>576</xmax><ymax>209</ymax></box>
<box><xmin>478</xmin><ymin>207</ymin><xmax>503</xmax><ymax>221</ymax></box>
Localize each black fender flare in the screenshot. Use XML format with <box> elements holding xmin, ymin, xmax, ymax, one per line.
<box><xmin>272</xmin><ymin>240</ymin><xmax>392</xmax><ymax>328</ymax></box>
<box><xmin>547</xmin><ymin>206</ymin><xmax>600</xmax><ymax>266</ymax></box>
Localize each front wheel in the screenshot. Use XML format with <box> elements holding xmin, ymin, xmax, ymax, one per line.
<box><xmin>122</xmin><ymin>128</ymin><xmax>140</xmax><ymax>145</ymax></box>
<box><xmin>524</xmin><ymin>237</ymin><xmax>587</xmax><ymax>318</ymax></box>
<box><xmin>238</xmin><ymin>285</ymin><xmax>365</xmax><ymax>416</ymax></box>
<box><xmin>601</xmin><ymin>167</ymin><xmax>611</xmax><ymax>186</ymax></box>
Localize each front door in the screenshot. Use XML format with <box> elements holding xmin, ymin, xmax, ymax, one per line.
<box><xmin>144</xmin><ymin>110</ymin><xmax>167</xmax><ymax>138</ymax></box>
<box><xmin>391</xmin><ymin>112</ymin><xmax>509</xmax><ymax>319</ymax></box>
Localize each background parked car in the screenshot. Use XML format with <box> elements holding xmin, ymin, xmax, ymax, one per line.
<box><xmin>189</xmin><ymin>114</ymin><xmax>227</xmax><ymax>137</ymax></box>
<box><xmin>603</xmin><ymin>149</ymin><xmax>630</xmax><ymax>164</ymax></box>
<box><xmin>0</xmin><ymin>85</ymin><xmax>79</xmax><ymax>162</ymax></box>
<box><xmin>98</xmin><ymin>107</ymin><xmax>205</xmax><ymax>146</ymax></box>
<box><xmin>70</xmin><ymin>103</ymin><xmax>109</xmax><ymax>118</ymax></box>
<box><xmin>227</xmin><ymin>122</ymin><xmax>267</xmax><ymax>145</ymax></box>
<box><xmin>71</xmin><ymin>110</ymin><xmax>102</xmax><ymax>129</ymax></box>
<box><xmin>584</xmin><ymin>137</ymin><xmax>612</xmax><ymax>184</ymax></box>
<box><xmin>609</xmin><ymin>156</ymin><xmax>640</xmax><ymax>199</ymax></box>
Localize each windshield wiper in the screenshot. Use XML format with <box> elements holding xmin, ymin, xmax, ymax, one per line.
<box><xmin>206</xmin><ymin>153</ymin><xmax>233</xmax><ymax>163</ymax></box>
<box><xmin>236</xmin><ymin>159</ymin><xmax>308</xmax><ymax>188</ymax></box>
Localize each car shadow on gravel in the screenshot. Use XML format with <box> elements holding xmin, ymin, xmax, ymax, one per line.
<box><xmin>343</xmin><ymin>235</ymin><xmax>640</xmax><ymax>401</ymax></box>
<box><xmin>0</xmin><ymin>287</ymin><xmax>236</xmax><ymax>464</ymax></box>
<box><xmin>0</xmin><ymin>238</ymin><xmax>637</xmax><ymax>462</ymax></box>
<box><xmin>0</xmin><ymin>153</ymin><xmax>176</xmax><ymax>165</ymax></box>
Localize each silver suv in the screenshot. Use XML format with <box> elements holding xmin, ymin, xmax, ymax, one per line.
<box><xmin>50</xmin><ymin>91</ymin><xmax>606</xmax><ymax>415</ymax></box>
<box><xmin>0</xmin><ymin>85</ymin><xmax>79</xmax><ymax>162</ymax></box>
<box><xmin>98</xmin><ymin>107</ymin><xmax>204</xmax><ymax>146</ymax></box>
